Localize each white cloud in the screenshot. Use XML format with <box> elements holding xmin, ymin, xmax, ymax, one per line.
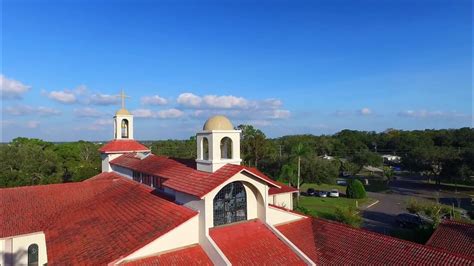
<box><xmin>177</xmin><ymin>93</ymin><xmax>202</xmax><ymax>107</ymax></box>
<box><xmin>89</xmin><ymin>93</ymin><xmax>119</xmax><ymax>105</ymax></box>
<box><xmin>262</xmin><ymin>98</ymin><xmax>283</xmax><ymax>109</ymax></box>
<box><xmin>4</xmin><ymin>105</ymin><xmax>61</xmax><ymax>116</ymax></box>
<box><xmin>73</xmin><ymin>107</ymin><xmax>102</xmax><ymax>117</ymax></box>
<box><xmin>141</xmin><ymin>95</ymin><xmax>168</xmax><ymax>105</ymax></box>
<box><xmin>26</xmin><ymin>120</ymin><xmax>40</xmax><ymax>129</ymax></box>
<box><xmin>1</xmin><ymin>120</ymin><xmax>41</xmax><ymax>129</ymax></box>
<box><xmin>93</xmin><ymin>119</ymin><xmax>113</xmax><ymax>126</ymax></box>
<box><xmin>202</xmin><ymin>95</ymin><xmax>249</xmax><ymax>109</ymax></box>
<box><xmin>47</xmin><ymin>90</ymin><xmax>77</xmax><ymax>104</ymax></box>
<box><xmin>156</xmin><ymin>108</ymin><xmax>184</xmax><ymax>119</ymax></box>
<box><xmin>133</xmin><ymin>108</ymin><xmax>155</xmax><ymax>118</ymax></box>
<box><xmin>74</xmin><ymin>118</ymin><xmax>112</xmax><ymax>131</ymax></box>
<box><xmin>359</xmin><ymin>107</ymin><xmax>373</xmax><ymax>116</ymax></box>
<box><xmin>268</xmin><ymin>109</ymin><xmax>291</xmax><ymax>119</ymax></box>
<box><xmin>398</xmin><ymin>110</ymin><xmax>468</xmax><ymax>119</ymax></box>
<box><xmin>133</xmin><ymin>108</ymin><xmax>184</xmax><ymax>119</ymax></box>
<box><xmin>0</xmin><ymin>75</ymin><xmax>31</xmax><ymax>99</ymax></box>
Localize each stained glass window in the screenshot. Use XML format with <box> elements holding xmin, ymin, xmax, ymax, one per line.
<box><xmin>213</xmin><ymin>182</ymin><xmax>247</xmax><ymax>226</ymax></box>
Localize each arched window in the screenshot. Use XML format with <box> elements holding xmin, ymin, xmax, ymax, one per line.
<box><xmin>121</xmin><ymin>119</ymin><xmax>129</xmax><ymax>138</ymax></box>
<box><xmin>28</xmin><ymin>244</ymin><xmax>39</xmax><ymax>266</ymax></box>
<box><xmin>213</xmin><ymin>181</ymin><xmax>247</xmax><ymax>226</ymax></box>
<box><xmin>220</xmin><ymin>137</ymin><xmax>232</xmax><ymax>159</ymax></box>
<box><xmin>202</xmin><ymin>137</ymin><xmax>209</xmax><ymax>160</ymax></box>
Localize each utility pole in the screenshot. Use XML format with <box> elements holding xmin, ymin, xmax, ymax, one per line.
<box><xmin>297</xmin><ymin>156</ymin><xmax>301</xmax><ymax>199</ymax></box>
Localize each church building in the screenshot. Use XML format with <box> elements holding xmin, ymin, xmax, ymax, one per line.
<box><xmin>1</xmin><ymin>100</ymin><xmax>473</xmax><ymax>265</ymax></box>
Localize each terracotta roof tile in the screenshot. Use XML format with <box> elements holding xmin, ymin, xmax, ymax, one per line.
<box><xmin>99</xmin><ymin>139</ymin><xmax>150</xmax><ymax>153</ymax></box>
<box><xmin>0</xmin><ymin>172</ymin><xmax>198</xmax><ymax>265</ymax></box>
<box><xmin>269</xmin><ymin>180</ymin><xmax>298</xmax><ymax>195</ymax></box>
<box><xmin>426</xmin><ymin>220</ymin><xmax>474</xmax><ymax>258</ymax></box>
<box><xmin>210</xmin><ymin>219</ymin><xmax>306</xmax><ymax>265</ymax></box>
<box><xmin>276</xmin><ymin>217</ymin><xmax>474</xmax><ymax>265</ymax></box>
<box><xmin>110</xmin><ymin>153</ymin><xmax>279</xmax><ymax>198</ymax></box>
<box><xmin>121</xmin><ymin>245</ymin><xmax>212</xmax><ymax>265</ymax></box>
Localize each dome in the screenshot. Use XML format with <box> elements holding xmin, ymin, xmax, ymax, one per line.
<box><xmin>203</xmin><ymin>115</ymin><xmax>234</xmax><ymax>130</ymax></box>
<box><xmin>116</xmin><ymin>108</ymin><xmax>131</xmax><ymax>115</ymax></box>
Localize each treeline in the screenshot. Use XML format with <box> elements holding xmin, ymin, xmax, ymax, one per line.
<box><xmin>0</xmin><ymin>138</ymin><xmax>101</xmax><ymax>188</ymax></box>
<box><xmin>1</xmin><ymin>127</ymin><xmax>473</xmax><ymax>188</ymax></box>
<box><xmin>152</xmin><ymin>126</ymin><xmax>474</xmax><ymax>186</ymax></box>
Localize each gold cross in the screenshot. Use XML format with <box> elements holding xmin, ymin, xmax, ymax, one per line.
<box><xmin>118</xmin><ymin>89</ymin><xmax>130</xmax><ymax>109</ymax></box>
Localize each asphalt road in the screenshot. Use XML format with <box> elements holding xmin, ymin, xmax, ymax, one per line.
<box><xmin>361</xmin><ymin>175</ymin><xmax>473</xmax><ymax>234</ymax></box>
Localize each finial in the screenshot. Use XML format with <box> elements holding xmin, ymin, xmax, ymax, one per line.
<box><xmin>118</xmin><ymin>89</ymin><xmax>130</xmax><ymax>109</ymax></box>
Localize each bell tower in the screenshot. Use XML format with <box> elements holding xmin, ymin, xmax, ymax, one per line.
<box><xmin>114</xmin><ymin>89</ymin><xmax>134</xmax><ymax>140</ymax></box>
<box><xmin>196</xmin><ymin>115</ymin><xmax>242</xmax><ymax>173</ymax></box>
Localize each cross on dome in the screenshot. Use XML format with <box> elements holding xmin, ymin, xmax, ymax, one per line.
<box><xmin>119</xmin><ymin>89</ymin><xmax>130</xmax><ymax>109</ymax></box>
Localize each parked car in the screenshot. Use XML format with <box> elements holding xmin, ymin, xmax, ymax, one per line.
<box><xmin>318</xmin><ymin>191</ymin><xmax>328</xmax><ymax>197</ymax></box>
<box><xmin>336</xmin><ymin>179</ymin><xmax>347</xmax><ymax>185</ymax></box>
<box><xmin>395</xmin><ymin>213</ymin><xmax>432</xmax><ymax>228</ymax></box>
<box><xmin>307</xmin><ymin>188</ymin><xmax>316</xmax><ymax>196</ymax></box>
<box><xmin>329</xmin><ymin>189</ymin><xmax>339</xmax><ymax>197</ymax></box>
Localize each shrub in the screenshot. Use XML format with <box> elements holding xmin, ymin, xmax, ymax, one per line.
<box><xmin>346</xmin><ymin>179</ymin><xmax>366</xmax><ymax>199</ymax></box>
<box><xmin>334</xmin><ymin>207</ymin><xmax>362</xmax><ymax>227</ymax></box>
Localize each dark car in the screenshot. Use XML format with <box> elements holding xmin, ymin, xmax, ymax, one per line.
<box><xmin>307</xmin><ymin>188</ymin><xmax>316</xmax><ymax>196</ymax></box>
<box><xmin>395</xmin><ymin>213</ymin><xmax>432</xmax><ymax>228</ymax></box>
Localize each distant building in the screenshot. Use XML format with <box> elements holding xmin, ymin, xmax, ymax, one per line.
<box><xmin>382</xmin><ymin>154</ymin><xmax>401</xmax><ymax>163</ymax></box>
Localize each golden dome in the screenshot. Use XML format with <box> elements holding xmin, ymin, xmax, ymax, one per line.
<box><xmin>116</xmin><ymin>108</ymin><xmax>131</xmax><ymax>115</ymax></box>
<box><xmin>203</xmin><ymin>115</ymin><xmax>234</xmax><ymax>130</ymax></box>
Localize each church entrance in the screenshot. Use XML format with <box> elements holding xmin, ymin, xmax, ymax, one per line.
<box><xmin>213</xmin><ymin>181</ymin><xmax>247</xmax><ymax>226</ymax></box>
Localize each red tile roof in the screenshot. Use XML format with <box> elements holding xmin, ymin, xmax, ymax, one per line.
<box><xmin>276</xmin><ymin>217</ymin><xmax>474</xmax><ymax>265</ymax></box>
<box><xmin>121</xmin><ymin>245</ymin><xmax>212</xmax><ymax>265</ymax></box>
<box><xmin>269</xmin><ymin>180</ymin><xmax>298</xmax><ymax>195</ymax></box>
<box><xmin>99</xmin><ymin>139</ymin><xmax>150</xmax><ymax>153</ymax></box>
<box><xmin>426</xmin><ymin>220</ymin><xmax>474</xmax><ymax>258</ymax></box>
<box><xmin>210</xmin><ymin>219</ymin><xmax>306</xmax><ymax>265</ymax></box>
<box><xmin>0</xmin><ymin>172</ymin><xmax>198</xmax><ymax>265</ymax></box>
<box><xmin>110</xmin><ymin>153</ymin><xmax>280</xmax><ymax>198</ymax></box>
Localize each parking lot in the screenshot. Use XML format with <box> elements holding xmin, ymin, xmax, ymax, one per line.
<box><xmin>361</xmin><ymin>175</ymin><xmax>473</xmax><ymax>234</ymax></box>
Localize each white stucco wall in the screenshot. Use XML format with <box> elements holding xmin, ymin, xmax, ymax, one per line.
<box><xmin>267</xmin><ymin>205</ymin><xmax>305</xmax><ymax>226</ymax></box>
<box><xmin>114</xmin><ymin>114</ymin><xmax>134</xmax><ymax>140</ymax></box>
<box><xmin>196</xmin><ymin>130</ymin><xmax>242</xmax><ymax>172</ymax></box>
<box><xmin>111</xmin><ymin>164</ymin><xmax>133</xmax><ymax>179</ymax></box>
<box><xmin>101</xmin><ymin>153</ymin><xmax>123</xmax><ymax>173</ymax></box>
<box><xmin>0</xmin><ymin>232</ymin><xmax>48</xmax><ymax>266</ymax></box>
<box><xmin>272</xmin><ymin>192</ymin><xmax>294</xmax><ymax>210</ymax></box>
<box><xmin>119</xmin><ymin>215</ymin><xmax>200</xmax><ymax>262</ymax></box>
<box><xmin>203</xmin><ymin>171</ymin><xmax>269</xmax><ymax>229</ymax></box>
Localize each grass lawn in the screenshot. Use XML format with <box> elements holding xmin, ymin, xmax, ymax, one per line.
<box><xmin>295</xmin><ymin>195</ymin><xmax>375</xmax><ymax>220</ymax></box>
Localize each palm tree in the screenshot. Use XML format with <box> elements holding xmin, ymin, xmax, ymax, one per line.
<box><xmin>292</xmin><ymin>143</ymin><xmax>309</xmax><ymax>199</ymax></box>
<box><xmin>279</xmin><ymin>163</ymin><xmax>297</xmax><ymax>187</ymax></box>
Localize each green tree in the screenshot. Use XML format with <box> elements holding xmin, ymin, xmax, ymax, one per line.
<box><xmin>279</xmin><ymin>163</ymin><xmax>297</xmax><ymax>186</ymax></box>
<box><xmin>346</xmin><ymin>179</ymin><xmax>367</xmax><ymax>199</ymax></box>
<box><xmin>351</xmin><ymin>150</ymin><xmax>383</xmax><ymax>173</ymax></box>
<box><xmin>237</xmin><ymin>125</ymin><xmax>268</xmax><ymax>168</ymax></box>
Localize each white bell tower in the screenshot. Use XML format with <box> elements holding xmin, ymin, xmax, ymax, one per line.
<box><xmin>196</xmin><ymin>115</ymin><xmax>242</xmax><ymax>173</ymax></box>
<box><xmin>113</xmin><ymin>89</ymin><xmax>134</xmax><ymax>140</ymax></box>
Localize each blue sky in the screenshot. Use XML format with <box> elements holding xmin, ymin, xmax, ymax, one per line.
<box><xmin>1</xmin><ymin>0</ymin><xmax>472</xmax><ymax>141</ymax></box>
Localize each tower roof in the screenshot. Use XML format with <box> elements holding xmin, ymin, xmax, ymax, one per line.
<box><xmin>116</xmin><ymin>108</ymin><xmax>131</xmax><ymax>115</ymax></box>
<box><xmin>203</xmin><ymin>115</ymin><xmax>234</xmax><ymax>130</ymax></box>
<box><xmin>99</xmin><ymin>139</ymin><xmax>149</xmax><ymax>153</ymax></box>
